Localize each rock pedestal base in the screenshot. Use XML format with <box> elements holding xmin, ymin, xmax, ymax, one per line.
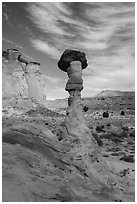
<box><xmin>57</xmin><ymin>50</ymin><xmax>127</xmax><ymax>196</ymax></box>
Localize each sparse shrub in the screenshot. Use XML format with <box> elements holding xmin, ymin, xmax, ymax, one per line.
<box><xmin>119</xmin><ymin>168</ymin><xmax>130</xmax><ymax>177</ymax></box>
<box><xmin>120</xmin><ymin>155</ymin><xmax>134</xmax><ymax>163</ymax></box>
<box><xmin>103</xmin><ymin>154</ymin><xmax>109</xmax><ymax>157</ymax></box>
<box><xmin>88</xmin><ymin>125</ymin><xmax>93</xmax><ymax>130</ymax></box>
<box><xmin>127</xmin><ymin>141</ymin><xmax>134</xmax><ymax>145</ymax></box>
<box><xmin>103</xmin><ymin>111</ymin><xmax>109</xmax><ymax>118</ymax></box>
<box><xmin>112</xmin><ymin>137</ymin><xmax>123</xmax><ymax>143</ymax></box>
<box><xmin>129</xmin><ymin>147</ymin><xmax>135</xmax><ymax>151</ymax></box>
<box><xmin>108</xmin><ymin>147</ymin><xmax>120</xmax><ymax>152</ymax></box>
<box><xmin>111</xmin><ymin>153</ymin><xmax>119</xmax><ymax>156</ymax></box>
<box><xmin>92</xmin><ymin>132</ymin><xmax>103</xmax><ymax>146</ymax></box>
<box><xmin>83</xmin><ymin>106</ymin><xmax>89</xmax><ymax>112</ymax></box>
<box><xmin>117</xmin><ymin>152</ymin><xmax>125</xmax><ymax>156</ymax></box>
<box><xmin>130</xmin><ymin>130</ymin><xmax>135</xmax><ymax>138</ymax></box>
<box><xmin>121</xmin><ymin>111</ymin><xmax>125</xmax><ymax>116</ymax></box>
<box><xmin>115</xmin><ymin>199</ymin><xmax>122</xmax><ymax>202</ymax></box>
<box><xmin>120</xmin><ymin>131</ymin><xmax>128</xmax><ymax>138</ymax></box>
<box><xmin>106</xmin><ymin>148</ymin><xmax>113</xmax><ymax>152</ymax></box>
<box><xmin>107</xmin><ymin>123</ymin><xmax>111</xmax><ymax>127</ymax></box>
<box><xmin>100</xmin><ymin>133</ymin><xmax>110</xmax><ymax>139</ymax></box>
<box><xmin>122</xmin><ymin>126</ymin><xmax>129</xmax><ymax>131</ymax></box>
<box><xmin>56</xmin><ymin>129</ymin><xmax>63</xmax><ymax>141</ymax></box>
<box><xmin>101</xmin><ymin>97</ymin><xmax>105</xmax><ymax>100</ymax></box>
<box><xmin>27</xmin><ymin>109</ymin><xmax>35</xmax><ymax>115</ymax></box>
<box><xmin>96</xmin><ymin>125</ymin><xmax>105</xmax><ymax>133</ymax></box>
<box><xmin>100</xmin><ymin>132</ymin><xmax>124</xmax><ymax>143</ymax></box>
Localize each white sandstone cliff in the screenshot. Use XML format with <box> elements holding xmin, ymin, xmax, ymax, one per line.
<box><xmin>2</xmin><ymin>49</ymin><xmax>47</xmax><ymax>107</ymax></box>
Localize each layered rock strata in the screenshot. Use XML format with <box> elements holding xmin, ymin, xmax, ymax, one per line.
<box><xmin>57</xmin><ymin>50</ymin><xmax>126</xmax><ymax>196</ymax></box>
<box><xmin>58</xmin><ymin>50</ymin><xmax>98</xmax><ymax>172</ymax></box>
<box><xmin>2</xmin><ymin>48</ymin><xmax>46</xmax><ymax>105</ymax></box>
<box><xmin>58</xmin><ymin>50</ymin><xmax>89</xmax><ymax>140</ymax></box>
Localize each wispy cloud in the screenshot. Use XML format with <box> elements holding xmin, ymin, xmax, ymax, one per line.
<box><xmin>3</xmin><ymin>12</ymin><xmax>13</xmax><ymax>27</ymax></box>
<box><xmin>27</xmin><ymin>3</ymin><xmax>72</xmax><ymax>36</ymax></box>
<box><xmin>2</xmin><ymin>38</ymin><xmax>35</xmax><ymax>61</ymax></box>
<box><xmin>30</xmin><ymin>39</ymin><xmax>60</xmax><ymax>59</ymax></box>
<box><xmin>26</xmin><ymin>2</ymin><xmax>134</xmax><ymax>54</ymax></box>
<box><xmin>43</xmin><ymin>75</ymin><xmax>61</xmax><ymax>83</ymax></box>
<box><xmin>26</xmin><ymin>2</ymin><xmax>135</xmax><ymax>97</ymax></box>
<box><xmin>2</xmin><ymin>3</ymin><xmax>14</xmax><ymax>27</ymax></box>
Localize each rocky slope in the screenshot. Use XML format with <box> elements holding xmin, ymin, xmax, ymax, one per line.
<box><xmin>2</xmin><ymin>103</ymin><xmax>135</xmax><ymax>202</ymax></box>
<box><xmin>45</xmin><ymin>90</ymin><xmax>135</xmax><ymax>116</ymax></box>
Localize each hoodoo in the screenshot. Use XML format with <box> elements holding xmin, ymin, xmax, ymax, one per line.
<box><xmin>58</xmin><ymin>49</ymin><xmax>98</xmax><ymax>173</ymax></box>
<box><xmin>57</xmin><ymin>50</ymin><xmax>126</xmax><ymax>201</ymax></box>
<box><xmin>58</xmin><ymin>50</ymin><xmax>91</xmax><ymax>140</ymax></box>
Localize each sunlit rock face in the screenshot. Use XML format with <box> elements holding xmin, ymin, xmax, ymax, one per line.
<box><xmin>25</xmin><ymin>64</ymin><xmax>47</xmax><ymax>103</ymax></box>
<box><xmin>57</xmin><ymin>50</ymin><xmax>90</xmax><ymax>139</ymax></box>
<box><xmin>58</xmin><ymin>50</ymin><xmax>98</xmax><ymax>169</ymax></box>
<box><xmin>2</xmin><ymin>49</ymin><xmax>46</xmax><ymax>105</ymax></box>
<box><xmin>2</xmin><ymin>49</ymin><xmax>21</xmax><ymax>61</ymax></box>
<box><xmin>2</xmin><ymin>59</ymin><xmax>29</xmax><ymax>99</ymax></box>
<box><xmin>64</xmin><ymin>61</ymin><xmax>89</xmax><ymax>139</ymax></box>
<box><xmin>65</xmin><ymin>61</ymin><xmax>83</xmax><ymax>91</ymax></box>
<box><xmin>58</xmin><ymin>50</ymin><xmax>121</xmax><ymax>189</ymax></box>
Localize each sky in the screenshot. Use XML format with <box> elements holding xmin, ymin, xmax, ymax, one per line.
<box><xmin>2</xmin><ymin>2</ymin><xmax>135</xmax><ymax>100</ymax></box>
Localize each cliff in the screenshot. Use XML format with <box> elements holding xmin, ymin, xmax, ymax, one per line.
<box><xmin>2</xmin><ymin>49</ymin><xmax>47</xmax><ymax>108</ymax></box>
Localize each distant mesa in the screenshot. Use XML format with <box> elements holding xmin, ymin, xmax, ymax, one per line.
<box><xmin>95</xmin><ymin>90</ymin><xmax>135</xmax><ymax>98</ymax></box>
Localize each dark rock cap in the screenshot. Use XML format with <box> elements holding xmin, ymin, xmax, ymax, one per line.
<box><xmin>29</xmin><ymin>61</ymin><xmax>40</xmax><ymax>66</ymax></box>
<box><xmin>18</xmin><ymin>55</ymin><xmax>40</xmax><ymax>66</ymax></box>
<box><xmin>7</xmin><ymin>48</ymin><xmax>19</xmax><ymax>52</ymax></box>
<box><xmin>58</xmin><ymin>49</ymin><xmax>88</xmax><ymax>72</ymax></box>
<box><xmin>2</xmin><ymin>49</ymin><xmax>40</xmax><ymax>66</ymax></box>
<box><xmin>2</xmin><ymin>49</ymin><xmax>21</xmax><ymax>61</ymax></box>
<box><xmin>18</xmin><ymin>55</ymin><xmax>28</xmax><ymax>65</ymax></box>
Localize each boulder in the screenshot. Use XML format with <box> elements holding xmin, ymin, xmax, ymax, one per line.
<box><xmin>58</xmin><ymin>49</ymin><xmax>88</xmax><ymax>72</ymax></box>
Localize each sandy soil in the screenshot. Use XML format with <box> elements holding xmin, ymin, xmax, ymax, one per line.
<box><xmin>2</xmin><ymin>109</ymin><xmax>135</xmax><ymax>202</ymax></box>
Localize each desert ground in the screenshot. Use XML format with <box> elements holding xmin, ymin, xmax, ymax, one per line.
<box><xmin>2</xmin><ymin>91</ymin><xmax>135</xmax><ymax>202</ymax></box>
